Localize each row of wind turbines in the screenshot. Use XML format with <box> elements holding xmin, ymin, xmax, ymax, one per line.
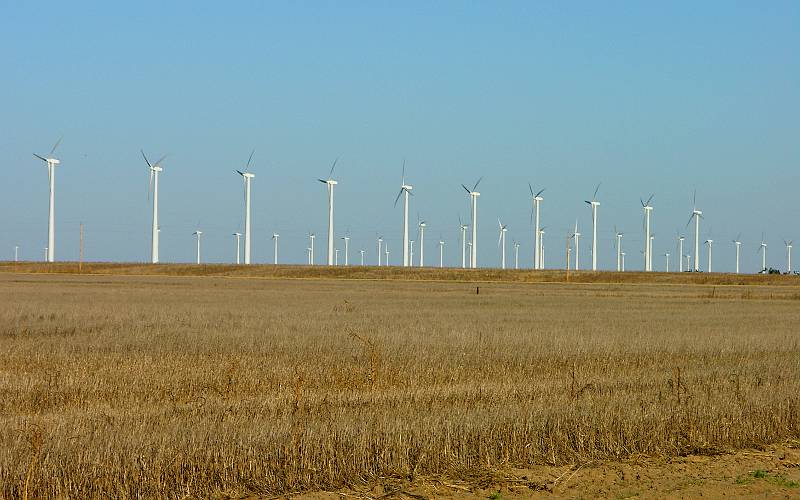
<box><xmin>28</xmin><ymin>138</ymin><xmax>795</xmax><ymax>274</ymax></box>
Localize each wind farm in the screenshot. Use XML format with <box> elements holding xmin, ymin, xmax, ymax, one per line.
<box><xmin>2</xmin><ymin>3</ymin><xmax>799</xmax><ymax>500</ymax></box>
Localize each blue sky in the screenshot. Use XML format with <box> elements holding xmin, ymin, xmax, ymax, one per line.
<box><xmin>2</xmin><ymin>2</ymin><xmax>798</xmax><ymax>271</ymax></box>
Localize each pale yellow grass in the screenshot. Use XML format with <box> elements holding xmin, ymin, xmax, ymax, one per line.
<box><xmin>0</xmin><ymin>272</ymin><xmax>798</xmax><ymax>499</ymax></box>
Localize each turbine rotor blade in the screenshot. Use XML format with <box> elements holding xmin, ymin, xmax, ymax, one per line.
<box><xmin>246</xmin><ymin>149</ymin><xmax>255</xmax><ymax>171</ymax></box>
<box><xmin>461</xmin><ymin>184</ymin><xmax>471</xmax><ymax>193</ymax></box>
<box><xmin>329</xmin><ymin>156</ymin><xmax>340</xmax><ymax>179</ymax></box>
<box><xmin>153</xmin><ymin>154</ymin><xmax>167</xmax><ymax>168</ymax></box>
<box><xmin>536</xmin><ymin>188</ymin><xmax>545</xmax><ymax>197</ymax></box>
<box><xmin>473</xmin><ymin>177</ymin><xmax>483</xmax><ymax>191</ymax></box>
<box><xmin>49</xmin><ymin>136</ymin><xmax>63</xmax><ymax>156</ymax></box>
<box><xmin>33</xmin><ymin>153</ymin><xmax>47</xmax><ymax>162</ymax></box>
<box><xmin>528</xmin><ymin>182</ymin><xmax>534</xmax><ymax>196</ymax></box>
<box><xmin>593</xmin><ymin>183</ymin><xmax>601</xmax><ymax>200</ymax></box>
<box><xmin>393</xmin><ymin>189</ymin><xmax>403</xmax><ymax>207</ymax></box>
<box><xmin>141</xmin><ymin>150</ymin><xmax>153</xmax><ymax>168</ymax></box>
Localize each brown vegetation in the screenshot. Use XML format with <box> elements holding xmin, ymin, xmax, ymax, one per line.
<box><xmin>0</xmin><ymin>272</ymin><xmax>799</xmax><ymax>498</ymax></box>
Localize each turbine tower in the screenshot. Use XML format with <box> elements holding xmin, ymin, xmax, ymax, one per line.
<box><xmin>462</xmin><ymin>178</ymin><xmax>482</xmax><ymax>268</ymax></box>
<box><xmin>377</xmin><ymin>236</ymin><xmax>383</xmax><ymax>266</ymax></box>
<box><xmin>572</xmin><ymin>220</ymin><xmax>581</xmax><ymax>271</ymax></box>
<box><xmin>498</xmin><ymin>219</ymin><xmax>508</xmax><ymax>269</ymax></box>
<box><xmin>665</xmin><ymin>252</ymin><xmax>670</xmax><ymax>272</ymax></box>
<box><xmin>33</xmin><ymin>137</ymin><xmax>62</xmax><ymax>263</ymax></box>
<box><xmin>705</xmin><ymin>238</ymin><xmax>713</xmax><ymax>272</ymax></box>
<box><xmin>585</xmin><ymin>184</ymin><xmax>600</xmax><ymax>271</ymax></box>
<box><xmin>236</xmin><ymin>150</ymin><xmax>256</xmax><ymax>265</ymax></box>
<box><xmin>342</xmin><ymin>235</ymin><xmax>350</xmax><ymax>266</ymax></box>
<box><xmin>193</xmin><ymin>230</ymin><xmax>202</xmax><ymax>264</ymax></box>
<box><xmin>233</xmin><ymin>232</ymin><xmax>242</xmax><ymax>264</ymax></box>
<box><xmin>272</xmin><ymin>233</ymin><xmax>280</xmax><ymax>264</ymax></box>
<box><xmin>759</xmin><ymin>238</ymin><xmax>767</xmax><ymax>273</ymax></box>
<box><xmin>678</xmin><ymin>235</ymin><xmax>686</xmax><ymax>272</ymax></box>
<box><xmin>410</xmin><ymin>240</ymin><xmax>415</xmax><ymax>264</ymax></box>
<box><xmin>514</xmin><ymin>241</ymin><xmax>520</xmax><ymax>270</ymax></box>
<box><xmin>141</xmin><ymin>150</ymin><xmax>167</xmax><ymax>264</ymax></box>
<box><xmin>621</xmin><ymin>251</ymin><xmax>626</xmax><ymax>271</ymax></box>
<box><xmin>439</xmin><ymin>238</ymin><xmax>445</xmax><ymax>268</ymax></box>
<box><xmin>614</xmin><ymin>227</ymin><xmax>623</xmax><ymax>272</ymax></box>
<box><xmin>317</xmin><ymin>157</ymin><xmax>339</xmax><ymax>266</ymax></box>
<box><xmin>459</xmin><ymin>216</ymin><xmax>469</xmax><ymax>269</ymax></box>
<box><xmin>394</xmin><ymin>160</ymin><xmax>413</xmax><ymax>267</ymax></box>
<box><xmin>529</xmin><ymin>184</ymin><xmax>545</xmax><ymax>269</ymax></box>
<box><xmin>640</xmin><ymin>195</ymin><xmax>654</xmax><ymax>271</ymax></box>
<box><xmin>686</xmin><ymin>191</ymin><xmax>702</xmax><ymax>272</ymax></box>
<box><xmin>359</xmin><ymin>249</ymin><xmax>365</xmax><ymax>266</ymax></box>
<box><xmin>418</xmin><ymin>218</ymin><xmax>426</xmax><ymax>267</ymax></box>
<box><xmin>785</xmin><ymin>239</ymin><xmax>793</xmax><ymax>274</ymax></box>
<box><xmin>732</xmin><ymin>235</ymin><xmax>741</xmax><ymax>274</ymax></box>
<box><xmin>308</xmin><ymin>233</ymin><xmax>315</xmax><ymax>265</ymax></box>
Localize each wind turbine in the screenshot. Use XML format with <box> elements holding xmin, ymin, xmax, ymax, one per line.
<box><xmin>193</xmin><ymin>230</ymin><xmax>202</xmax><ymax>264</ymax></box>
<box><xmin>335</xmin><ymin>248</ymin><xmax>339</xmax><ymax>266</ymax></box>
<box><xmin>377</xmin><ymin>236</ymin><xmax>383</xmax><ymax>266</ymax></box>
<box><xmin>418</xmin><ymin>218</ymin><xmax>426</xmax><ymax>267</ymax></box>
<box><xmin>585</xmin><ymin>184</ymin><xmax>600</xmax><ymax>271</ymax></box>
<box><xmin>385</xmin><ymin>244</ymin><xmax>390</xmax><ymax>266</ymax></box>
<box><xmin>705</xmin><ymin>238</ymin><xmax>713</xmax><ymax>272</ymax></box>
<box><xmin>462</xmin><ymin>178</ymin><xmax>482</xmax><ymax>268</ymax></box>
<box><xmin>514</xmin><ymin>241</ymin><xmax>520</xmax><ymax>270</ymax></box>
<box><xmin>572</xmin><ymin>220</ymin><xmax>581</xmax><ymax>271</ymax></box>
<box><xmin>14</xmin><ymin>245</ymin><xmax>19</xmax><ymax>262</ymax></box>
<box><xmin>498</xmin><ymin>219</ymin><xmax>508</xmax><ymax>269</ymax></box>
<box><xmin>686</xmin><ymin>191</ymin><xmax>703</xmax><ymax>272</ymax></box>
<box><xmin>307</xmin><ymin>247</ymin><xmax>312</xmax><ymax>265</ymax></box>
<box><xmin>640</xmin><ymin>195</ymin><xmax>654</xmax><ymax>271</ymax></box>
<box><xmin>439</xmin><ymin>238</ymin><xmax>445</xmax><ymax>268</ymax></box>
<box><xmin>232</xmin><ymin>232</ymin><xmax>242</xmax><ymax>264</ymax></box>
<box><xmin>467</xmin><ymin>242</ymin><xmax>472</xmax><ymax>267</ymax></box>
<box><xmin>410</xmin><ymin>240</ymin><xmax>415</xmax><ymax>265</ymax></box>
<box><xmin>649</xmin><ymin>235</ymin><xmax>655</xmax><ymax>272</ymax></box>
<box><xmin>459</xmin><ymin>215</ymin><xmax>469</xmax><ymax>269</ymax></box>
<box><xmin>318</xmin><ymin>157</ymin><xmax>339</xmax><ymax>266</ymax></box>
<box><xmin>732</xmin><ymin>234</ymin><xmax>741</xmax><ymax>274</ymax></box>
<box><xmin>272</xmin><ymin>233</ymin><xmax>280</xmax><ymax>264</ymax></box>
<box><xmin>33</xmin><ymin>137</ymin><xmax>63</xmax><ymax>263</ymax></box>
<box><xmin>539</xmin><ymin>229</ymin><xmax>546</xmax><ymax>268</ymax></box>
<box><xmin>309</xmin><ymin>233</ymin><xmax>316</xmax><ymax>265</ymax></box>
<box><xmin>236</xmin><ymin>150</ymin><xmax>256</xmax><ymax>265</ymax></box>
<box><xmin>621</xmin><ymin>251</ymin><xmax>626</xmax><ymax>271</ymax></box>
<box><xmin>614</xmin><ymin>227</ymin><xmax>624</xmax><ymax>272</ymax></box>
<box><xmin>759</xmin><ymin>236</ymin><xmax>767</xmax><ymax>273</ymax></box>
<box><xmin>678</xmin><ymin>234</ymin><xmax>686</xmax><ymax>272</ymax></box>
<box><xmin>359</xmin><ymin>249</ymin><xmax>365</xmax><ymax>266</ymax></box>
<box><xmin>341</xmin><ymin>234</ymin><xmax>350</xmax><ymax>266</ymax></box>
<box><xmin>665</xmin><ymin>252</ymin><xmax>670</xmax><ymax>272</ymax></box>
<box><xmin>142</xmin><ymin>150</ymin><xmax>167</xmax><ymax>264</ymax></box>
<box><xmin>394</xmin><ymin>160</ymin><xmax>413</xmax><ymax>267</ymax></box>
<box><xmin>785</xmin><ymin>239</ymin><xmax>793</xmax><ymax>274</ymax></box>
<box><xmin>529</xmin><ymin>184</ymin><xmax>545</xmax><ymax>269</ymax></box>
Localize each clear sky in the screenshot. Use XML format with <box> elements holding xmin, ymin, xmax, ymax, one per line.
<box><xmin>2</xmin><ymin>2</ymin><xmax>798</xmax><ymax>271</ymax></box>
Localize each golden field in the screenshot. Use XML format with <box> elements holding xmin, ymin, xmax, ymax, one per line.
<box><xmin>0</xmin><ymin>266</ymin><xmax>799</xmax><ymax>498</ymax></box>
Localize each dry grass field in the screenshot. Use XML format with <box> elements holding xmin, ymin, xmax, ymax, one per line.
<box><xmin>1</xmin><ymin>266</ymin><xmax>799</xmax><ymax>498</ymax></box>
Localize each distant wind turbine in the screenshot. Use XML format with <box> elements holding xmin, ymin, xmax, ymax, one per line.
<box><xmin>459</xmin><ymin>215</ymin><xmax>469</xmax><ymax>269</ymax></box>
<box><xmin>585</xmin><ymin>184</ymin><xmax>600</xmax><ymax>271</ymax></box>
<box><xmin>732</xmin><ymin>234</ymin><xmax>741</xmax><ymax>274</ymax></box>
<box><xmin>232</xmin><ymin>232</ymin><xmax>242</xmax><ymax>264</ymax></box>
<box><xmin>705</xmin><ymin>238</ymin><xmax>713</xmax><ymax>272</ymax></box>
<box><xmin>33</xmin><ymin>137</ymin><xmax>62</xmax><ymax>263</ymax></box>
<box><xmin>785</xmin><ymin>239</ymin><xmax>793</xmax><ymax>274</ymax></box>
<box><xmin>394</xmin><ymin>160</ymin><xmax>413</xmax><ymax>267</ymax></box>
<box><xmin>678</xmin><ymin>234</ymin><xmax>686</xmax><ymax>272</ymax></box>
<box><xmin>193</xmin><ymin>230</ymin><xmax>202</xmax><ymax>264</ymax></box>
<box><xmin>514</xmin><ymin>241</ymin><xmax>520</xmax><ymax>270</ymax></box>
<box><xmin>529</xmin><ymin>184</ymin><xmax>545</xmax><ymax>269</ymax></box>
<box><xmin>342</xmin><ymin>235</ymin><xmax>350</xmax><ymax>266</ymax></box>
<box><xmin>439</xmin><ymin>238</ymin><xmax>445</xmax><ymax>268</ymax></box>
<box><xmin>640</xmin><ymin>195</ymin><xmax>654</xmax><ymax>271</ymax></box>
<box><xmin>498</xmin><ymin>219</ymin><xmax>508</xmax><ymax>269</ymax></box>
<box><xmin>236</xmin><ymin>150</ymin><xmax>256</xmax><ymax>265</ymax></box>
<box><xmin>418</xmin><ymin>218</ymin><xmax>426</xmax><ymax>267</ymax></box>
<box><xmin>318</xmin><ymin>157</ymin><xmax>339</xmax><ymax>266</ymax></box>
<box><xmin>308</xmin><ymin>233</ymin><xmax>316</xmax><ymax>265</ymax></box>
<box><xmin>686</xmin><ymin>191</ymin><xmax>703</xmax><ymax>272</ymax></box>
<box><xmin>359</xmin><ymin>249</ymin><xmax>365</xmax><ymax>266</ymax></box>
<box><xmin>377</xmin><ymin>236</ymin><xmax>383</xmax><ymax>266</ymax></box>
<box><xmin>759</xmin><ymin>236</ymin><xmax>767</xmax><ymax>273</ymax></box>
<box><xmin>462</xmin><ymin>178</ymin><xmax>482</xmax><ymax>268</ymax></box>
<box><xmin>572</xmin><ymin>220</ymin><xmax>581</xmax><ymax>271</ymax></box>
<box><xmin>141</xmin><ymin>150</ymin><xmax>167</xmax><ymax>264</ymax></box>
<box><xmin>272</xmin><ymin>233</ymin><xmax>280</xmax><ymax>264</ymax></box>
<box><xmin>614</xmin><ymin>227</ymin><xmax>624</xmax><ymax>272</ymax></box>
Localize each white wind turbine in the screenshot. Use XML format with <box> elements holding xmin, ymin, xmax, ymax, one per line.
<box><xmin>649</xmin><ymin>235</ymin><xmax>655</xmax><ymax>272</ymax></box>
<box><xmin>439</xmin><ymin>238</ymin><xmax>445</xmax><ymax>268</ymax></box>
<box><xmin>307</xmin><ymin>247</ymin><xmax>312</xmax><ymax>265</ymax></box>
<box><xmin>640</xmin><ymin>195</ymin><xmax>654</xmax><ymax>271</ymax></box>
<box><xmin>665</xmin><ymin>252</ymin><xmax>670</xmax><ymax>272</ymax></box>
<box><xmin>232</xmin><ymin>232</ymin><xmax>242</xmax><ymax>264</ymax></box>
<box><xmin>409</xmin><ymin>240</ymin><xmax>415</xmax><ymax>264</ymax></box>
<box><xmin>377</xmin><ymin>236</ymin><xmax>383</xmax><ymax>266</ymax></box>
<box><xmin>272</xmin><ymin>233</ymin><xmax>280</xmax><ymax>264</ymax></box>
<box><xmin>341</xmin><ymin>234</ymin><xmax>350</xmax><ymax>266</ymax></box>
<box><xmin>385</xmin><ymin>244</ymin><xmax>390</xmax><ymax>266</ymax></box>
<box><xmin>193</xmin><ymin>230</ymin><xmax>202</xmax><ymax>264</ymax></box>
<box><xmin>317</xmin><ymin>157</ymin><xmax>339</xmax><ymax>266</ymax></box>
<box><xmin>686</xmin><ymin>191</ymin><xmax>703</xmax><ymax>272</ymax></box>
<box><xmin>528</xmin><ymin>184</ymin><xmax>545</xmax><ymax>269</ymax></box>
<box><xmin>236</xmin><ymin>150</ymin><xmax>256</xmax><ymax>265</ymax></box>
<box><xmin>621</xmin><ymin>251</ymin><xmax>626</xmax><ymax>271</ymax></box>
<box><xmin>759</xmin><ymin>236</ymin><xmax>767</xmax><ymax>273</ymax></box>
<box><xmin>572</xmin><ymin>220</ymin><xmax>581</xmax><ymax>271</ymax></box>
<box><xmin>418</xmin><ymin>217</ymin><xmax>426</xmax><ymax>267</ymax></box>
<box><xmin>141</xmin><ymin>150</ymin><xmax>167</xmax><ymax>264</ymax></box>
<box><xmin>461</xmin><ymin>178</ymin><xmax>482</xmax><ymax>268</ymax></box>
<box><xmin>335</xmin><ymin>248</ymin><xmax>339</xmax><ymax>266</ymax></box>
<box><xmin>614</xmin><ymin>227</ymin><xmax>624</xmax><ymax>272</ymax></box>
<box><xmin>33</xmin><ymin>137</ymin><xmax>63</xmax><ymax>263</ymax></box>
<box><xmin>705</xmin><ymin>237</ymin><xmax>713</xmax><ymax>273</ymax></box>
<box><xmin>514</xmin><ymin>241</ymin><xmax>520</xmax><ymax>270</ymax></box>
<box><xmin>308</xmin><ymin>233</ymin><xmax>316</xmax><ymax>265</ymax></box>
<box><xmin>498</xmin><ymin>219</ymin><xmax>508</xmax><ymax>269</ymax></box>
<box><xmin>393</xmin><ymin>160</ymin><xmax>413</xmax><ymax>267</ymax></box>
<box><xmin>359</xmin><ymin>249</ymin><xmax>365</xmax><ymax>266</ymax></box>
<box><xmin>539</xmin><ymin>229</ymin><xmax>546</xmax><ymax>268</ymax></box>
<box><xmin>732</xmin><ymin>234</ymin><xmax>741</xmax><ymax>274</ymax></box>
<box><xmin>459</xmin><ymin>215</ymin><xmax>469</xmax><ymax>269</ymax></box>
<box><xmin>584</xmin><ymin>183</ymin><xmax>600</xmax><ymax>271</ymax></box>
<box><xmin>784</xmin><ymin>239</ymin><xmax>793</xmax><ymax>274</ymax></box>
<box><xmin>678</xmin><ymin>234</ymin><xmax>686</xmax><ymax>272</ymax></box>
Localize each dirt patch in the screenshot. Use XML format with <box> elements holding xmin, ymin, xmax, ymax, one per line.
<box><xmin>237</xmin><ymin>443</ymin><xmax>800</xmax><ymax>499</ymax></box>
